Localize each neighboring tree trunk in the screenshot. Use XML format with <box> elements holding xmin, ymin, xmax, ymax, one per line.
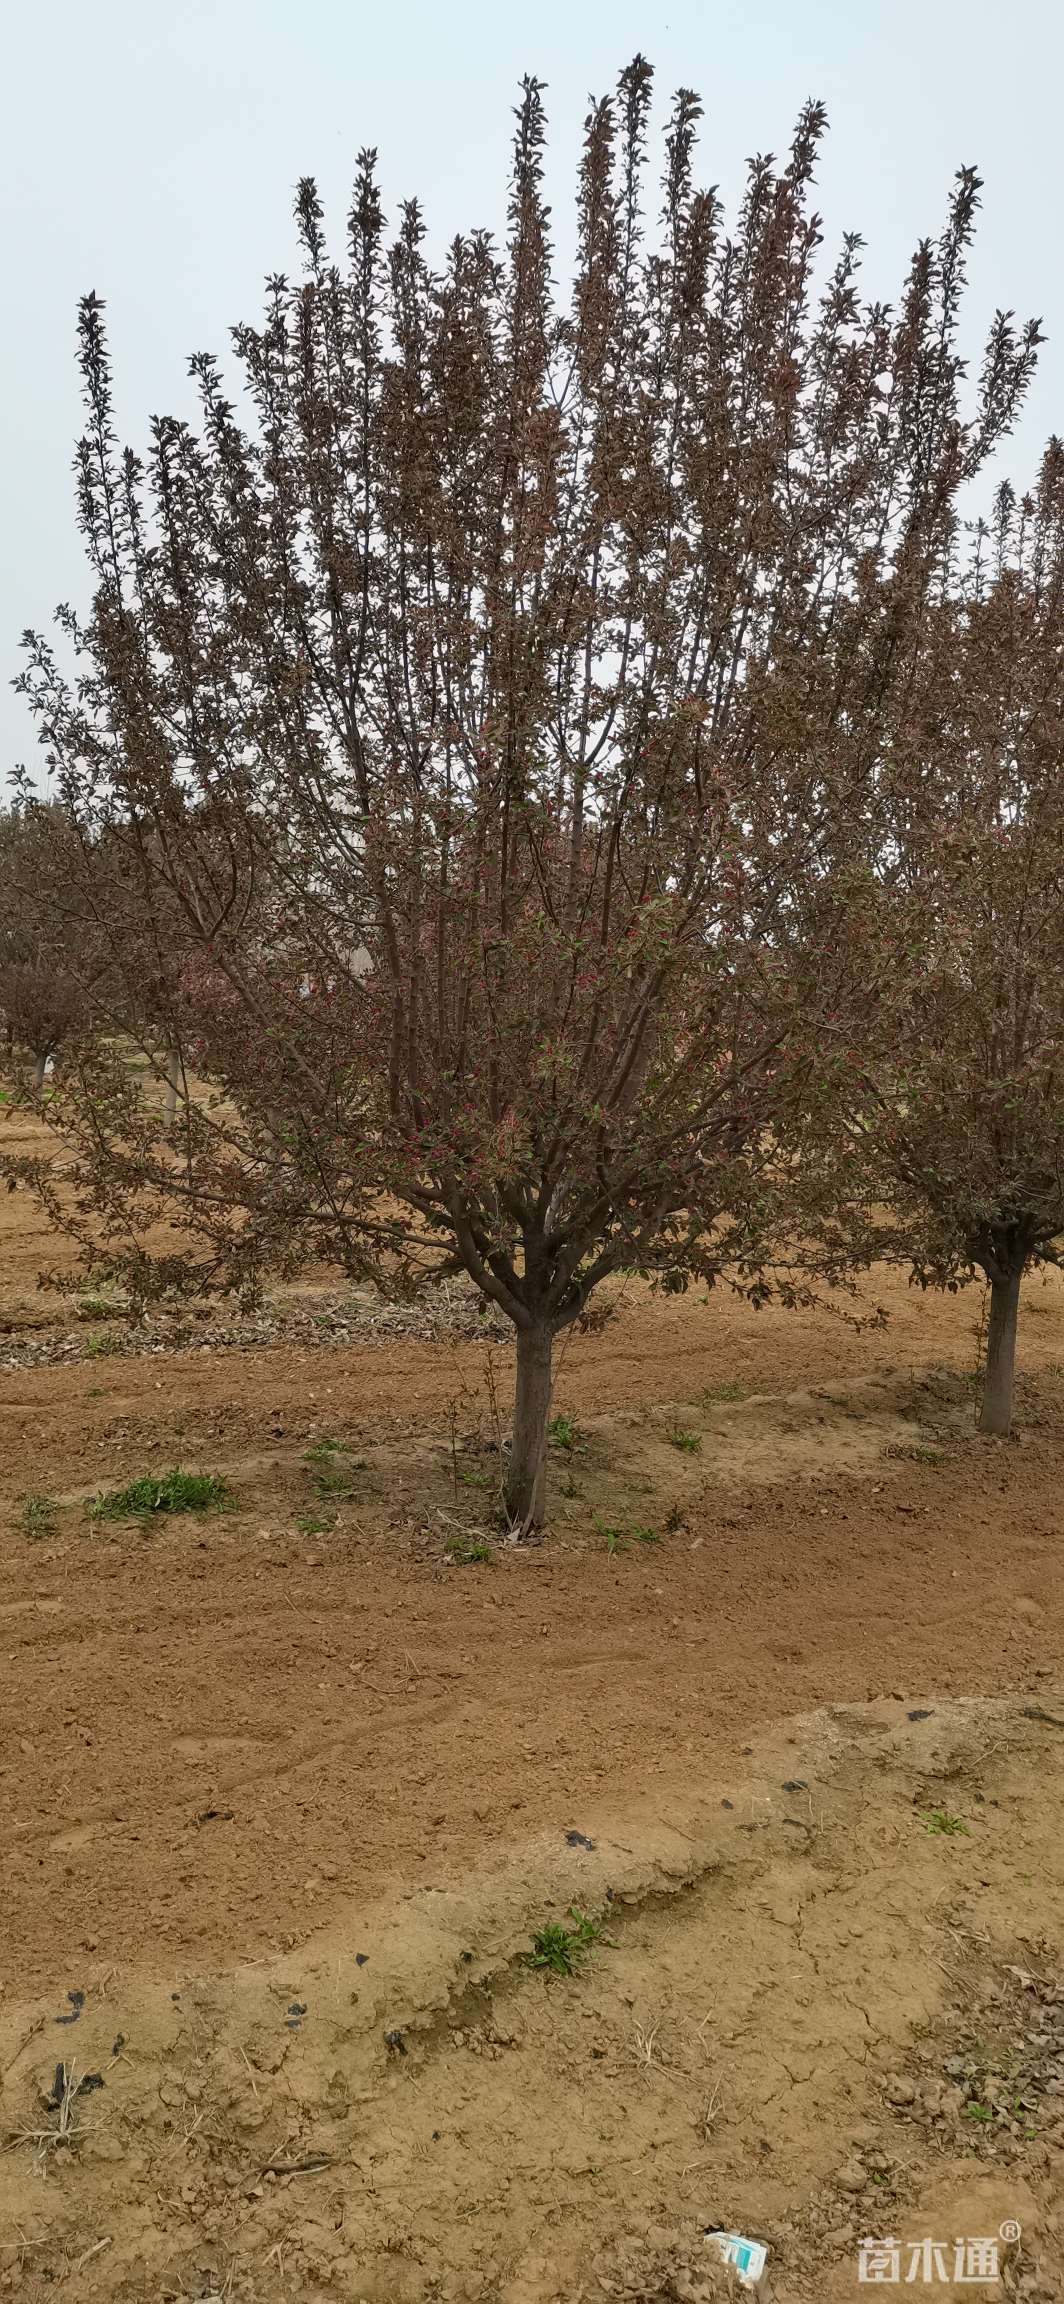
<box><xmin>33</xmin><ymin>1048</ymin><xmax>47</xmax><ymax>1089</ymax></box>
<box><xmin>979</xmin><ymin>1265</ymin><xmax>1023</xmax><ymax>1436</ymax></box>
<box><xmin>504</xmin><ymin>1321</ymin><xmax>554</xmax><ymax>1532</ymax></box>
<box><xmin>163</xmin><ymin>1038</ymin><xmax>180</xmax><ymax>1129</ymax></box>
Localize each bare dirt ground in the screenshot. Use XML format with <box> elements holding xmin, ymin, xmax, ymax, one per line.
<box><xmin>2</xmin><ymin>1108</ymin><xmax>1064</xmax><ymax>2298</ymax></box>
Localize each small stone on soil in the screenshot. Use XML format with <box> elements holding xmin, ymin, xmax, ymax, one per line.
<box><xmin>836</xmin><ymin>2160</ymin><xmax>868</xmax><ymax>2194</ymax></box>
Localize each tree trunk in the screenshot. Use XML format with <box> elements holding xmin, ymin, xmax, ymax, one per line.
<box><xmin>33</xmin><ymin>1049</ymin><xmax>47</xmax><ymax>1089</ymax></box>
<box><xmin>504</xmin><ymin>1322</ymin><xmax>553</xmax><ymax>1532</ymax></box>
<box><xmin>979</xmin><ymin>1265</ymin><xmax>1023</xmax><ymax>1436</ymax></box>
<box><xmin>163</xmin><ymin>1039</ymin><xmax>180</xmax><ymax>1129</ymax></box>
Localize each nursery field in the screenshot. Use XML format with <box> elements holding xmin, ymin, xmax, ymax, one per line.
<box><xmin>1</xmin><ymin>1110</ymin><xmax>1063</xmax><ymax>2301</ymax></box>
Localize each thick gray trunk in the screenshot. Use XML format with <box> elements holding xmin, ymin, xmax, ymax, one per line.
<box><xmin>33</xmin><ymin>1049</ymin><xmax>47</xmax><ymax>1089</ymax></box>
<box><xmin>504</xmin><ymin>1322</ymin><xmax>553</xmax><ymax>1532</ymax></box>
<box><xmin>979</xmin><ymin>1266</ymin><xmax>1022</xmax><ymax>1436</ymax></box>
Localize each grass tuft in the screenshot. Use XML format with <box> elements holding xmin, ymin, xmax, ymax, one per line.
<box><xmin>18</xmin><ymin>1493</ymin><xmax>58</xmax><ymax>1540</ymax></box>
<box><xmin>456</xmin><ymin>1463</ymin><xmax>492</xmax><ymax>1489</ymax></box>
<box><xmin>917</xmin><ymin>1806</ymin><xmax>970</xmax><ymax>1837</ymax></box>
<box><xmin>90</xmin><ymin>1468</ymin><xmax>234</xmax><ymax>1520</ymax></box>
<box><xmin>667</xmin><ymin>1425</ymin><xmax>701</xmax><ymax>1453</ymax></box>
<box><xmin>444</xmin><ymin>1535</ymin><xmax>493</xmax><ymax>1565</ymax></box>
<box><xmin>548</xmin><ymin>1413</ymin><xmax>583</xmax><ymax>1453</ymax></box>
<box><xmin>77</xmin><ymin>1294</ymin><xmax>120</xmax><ymax>1322</ymax></box>
<box><xmin>595</xmin><ymin>1514</ymin><xmax>660</xmax><ymax>1556</ymax></box>
<box><xmin>525</xmin><ymin>1907</ymin><xmax>611</xmax><ymax>1976</ymax></box>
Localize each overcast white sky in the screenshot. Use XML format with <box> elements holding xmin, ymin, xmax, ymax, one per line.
<box><xmin>2</xmin><ymin>0</ymin><xmax>1061</xmax><ymax>773</ymax></box>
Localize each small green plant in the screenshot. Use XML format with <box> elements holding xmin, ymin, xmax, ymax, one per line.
<box><xmin>595</xmin><ymin>1513</ymin><xmax>659</xmax><ymax>1556</ymax></box>
<box><xmin>77</xmin><ymin>1294</ymin><xmax>119</xmax><ymax>1322</ymax></box>
<box><xmin>917</xmin><ymin>1807</ymin><xmax>970</xmax><ymax>1837</ymax></box>
<box><xmin>444</xmin><ymin>1535</ymin><xmax>493</xmax><ymax>1565</ymax></box>
<box><xmin>90</xmin><ymin>1468</ymin><xmax>234</xmax><ymax>1520</ymax></box>
<box><xmin>525</xmin><ymin>1907</ymin><xmax>609</xmax><ymax>1976</ymax></box>
<box><xmin>295</xmin><ymin>1511</ymin><xmax>329</xmax><ymax>1537</ymax></box>
<box><xmin>84</xmin><ymin>1330</ymin><xmax>122</xmax><ymax>1359</ymax></box>
<box><xmin>456</xmin><ymin>1463</ymin><xmax>492</xmax><ymax>1489</ymax></box>
<box><xmin>888</xmin><ymin>1440</ymin><xmax>946</xmax><ymax>1465</ymax></box>
<box><xmin>963</xmin><ymin>2100</ymin><xmax>993</xmax><ymax>2123</ymax></box>
<box><xmin>310</xmin><ymin>1462</ymin><xmax>353</xmax><ymax>1497</ymax></box>
<box><xmin>19</xmin><ymin>1493</ymin><xmax>58</xmax><ymax>1540</ymax></box>
<box><xmin>302</xmin><ymin>1436</ymin><xmax>351</xmax><ymax>1460</ymax></box>
<box><xmin>548</xmin><ymin>1413</ymin><xmax>583</xmax><ymax>1453</ymax></box>
<box><xmin>667</xmin><ymin>1426</ymin><xmax>701</xmax><ymax>1453</ymax></box>
<box><xmin>664</xmin><ymin>1504</ymin><xmax>685</xmax><ymax>1532</ymax></box>
<box><xmin>701</xmin><ymin>1379</ymin><xmax>750</xmax><ymax>1405</ymax></box>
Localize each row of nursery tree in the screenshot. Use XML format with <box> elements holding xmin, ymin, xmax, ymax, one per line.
<box><xmin>5</xmin><ymin>63</ymin><xmax>1064</xmax><ymax>1526</ymax></box>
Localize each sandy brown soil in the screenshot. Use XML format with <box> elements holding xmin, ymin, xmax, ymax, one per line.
<box><xmin>4</xmin><ymin>1274</ymin><xmax>1064</xmax><ymax>1996</ymax></box>
<box><xmin>2</xmin><ymin>1702</ymin><xmax>1063</xmax><ymax>2300</ymax></box>
<box><xmin>2</xmin><ymin>1107</ymin><xmax>1064</xmax><ymax>2296</ymax></box>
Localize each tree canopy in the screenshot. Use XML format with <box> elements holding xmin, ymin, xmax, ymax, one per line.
<box><xmin>14</xmin><ymin>62</ymin><xmax>1047</xmax><ymax>1513</ymax></box>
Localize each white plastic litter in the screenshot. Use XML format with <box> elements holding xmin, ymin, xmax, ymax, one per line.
<box><xmin>704</xmin><ymin>2230</ymin><xmax>769</xmax><ymax>2288</ymax></box>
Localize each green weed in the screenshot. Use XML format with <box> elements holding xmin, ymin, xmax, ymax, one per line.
<box><xmin>548</xmin><ymin>1413</ymin><xmax>583</xmax><ymax>1453</ymax></box>
<box><xmin>917</xmin><ymin>1807</ymin><xmax>970</xmax><ymax>1837</ymax></box>
<box><xmin>90</xmin><ymin>1468</ymin><xmax>234</xmax><ymax>1520</ymax></box>
<box><xmin>295</xmin><ymin>1511</ymin><xmax>329</xmax><ymax>1537</ymax></box>
<box><xmin>595</xmin><ymin>1514</ymin><xmax>659</xmax><ymax>1556</ymax></box>
<box><xmin>456</xmin><ymin>1463</ymin><xmax>492</xmax><ymax>1489</ymax></box>
<box><xmin>18</xmin><ymin>1493</ymin><xmax>58</xmax><ymax>1540</ymax></box>
<box><xmin>84</xmin><ymin>1330</ymin><xmax>122</xmax><ymax>1359</ymax></box>
<box><xmin>444</xmin><ymin>1535</ymin><xmax>493</xmax><ymax>1565</ymax></box>
<box><xmin>701</xmin><ymin>1379</ymin><xmax>750</xmax><ymax>1405</ymax></box>
<box><xmin>310</xmin><ymin>1463</ymin><xmax>353</xmax><ymax>1497</ymax></box>
<box><xmin>77</xmin><ymin>1294</ymin><xmax>120</xmax><ymax>1322</ymax></box>
<box><xmin>667</xmin><ymin>1426</ymin><xmax>701</xmax><ymax>1453</ymax></box>
<box><xmin>525</xmin><ymin>1907</ymin><xmax>610</xmax><ymax>1976</ymax></box>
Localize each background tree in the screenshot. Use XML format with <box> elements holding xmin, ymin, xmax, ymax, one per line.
<box><xmin>0</xmin><ymin>802</ymin><xmax>91</xmax><ymax>1083</ymax></box>
<box><xmin>821</xmin><ymin>454</ymin><xmax>1064</xmax><ymax>1438</ymax></box>
<box><xmin>17</xmin><ymin>66</ymin><xmax>1039</xmax><ymax>1524</ymax></box>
